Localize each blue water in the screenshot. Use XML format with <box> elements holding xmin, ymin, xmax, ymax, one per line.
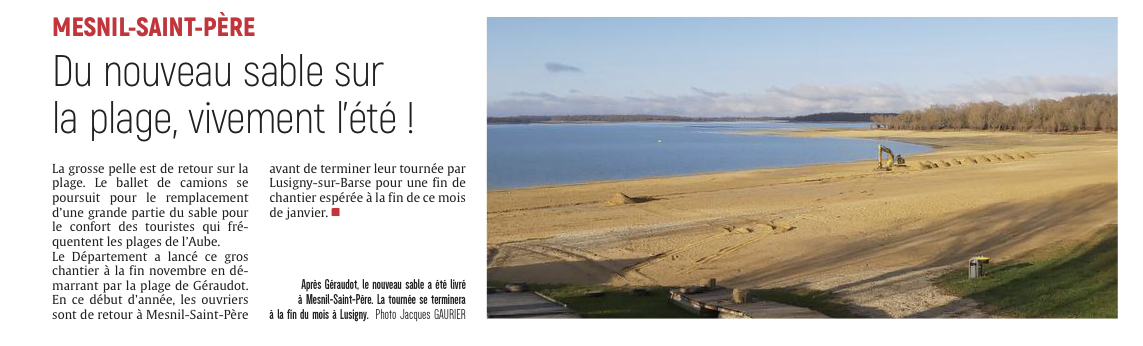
<box><xmin>488</xmin><ymin>122</ymin><xmax>930</xmax><ymax>189</ymax></box>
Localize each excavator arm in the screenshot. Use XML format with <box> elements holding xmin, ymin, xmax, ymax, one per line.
<box><xmin>877</xmin><ymin>144</ymin><xmax>906</xmax><ymax>170</ymax></box>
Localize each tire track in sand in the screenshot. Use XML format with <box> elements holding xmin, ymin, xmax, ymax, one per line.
<box><xmin>501</xmin><ymin>244</ymin><xmax>658</xmax><ymax>285</ymax></box>
<box><xmin>621</xmin><ymin>216</ymin><xmax>795</xmax><ymax>275</ymax></box>
<box><xmin>685</xmin><ymin>234</ymin><xmax>771</xmax><ymax>274</ymax></box>
<box><xmin>499</xmin><ymin>245</ymin><xmax>614</xmax><ymax>283</ymax></box>
<box><xmin>620</xmin><ymin>231</ymin><xmax>734</xmax><ymax>272</ymax></box>
<box><xmin>534</xmin><ymin>244</ymin><xmax>659</xmax><ymax>285</ymax></box>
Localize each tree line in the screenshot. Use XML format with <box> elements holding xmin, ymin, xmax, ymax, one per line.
<box><xmin>790</xmin><ymin>112</ymin><xmax>896</xmax><ymax>123</ymax></box>
<box><xmin>870</xmin><ymin>94</ymin><xmax>1117</xmax><ymax>132</ymax></box>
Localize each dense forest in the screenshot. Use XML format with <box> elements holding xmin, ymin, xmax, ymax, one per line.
<box><xmin>789</xmin><ymin>112</ymin><xmax>896</xmax><ymax>122</ymax></box>
<box><xmin>870</xmin><ymin>94</ymin><xmax>1117</xmax><ymax>132</ymax></box>
<box><xmin>487</xmin><ymin>114</ymin><xmax>783</xmax><ymax>124</ymax></box>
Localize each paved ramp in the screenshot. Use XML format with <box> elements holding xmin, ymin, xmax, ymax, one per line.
<box><xmin>487</xmin><ymin>292</ymin><xmax>579</xmax><ymax>318</ymax></box>
<box><xmin>670</xmin><ymin>288</ymin><xmax>828</xmax><ymax>318</ymax></box>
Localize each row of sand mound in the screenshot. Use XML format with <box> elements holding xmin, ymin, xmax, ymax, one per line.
<box><xmin>722</xmin><ymin>221</ymin><xmax>797</xmax><ymax>235</ymax></box>
<box><xmin>917</xmin><ymin>152</ymin><xmax>1034</xmax><ymax>170</ymax></box>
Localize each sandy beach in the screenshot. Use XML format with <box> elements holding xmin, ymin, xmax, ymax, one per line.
<box><xmin>487</xmin><ymin>129</ymin><xmax>1117</xmax><ymax>317</ymax></box>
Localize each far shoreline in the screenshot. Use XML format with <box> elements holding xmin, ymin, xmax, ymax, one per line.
<box><xmin>485</xmin><ymin>120</ymin><xmax>874</xmax><ymax>126</ymax></box>
<box><xmin>486</xmin><ymin>119</ymin><xmax>788</xmax><ymax>126</ymax></box>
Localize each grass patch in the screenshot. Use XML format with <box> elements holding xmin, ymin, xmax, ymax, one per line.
<box><xmin>492</xmin><ymin>283</ymin><xmax>695</xmax><ymax>318</ymax></box>
<box><xmin>750</xmin><ymin>288</ymin><xmax>867</xmax><ymax>318</ymax></box>
<box><xmin>934</xmin><ymin>224</ymin><xmax>1117</xmax><ymax>318</ymax></box>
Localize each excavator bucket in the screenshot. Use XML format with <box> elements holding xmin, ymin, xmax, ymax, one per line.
<box><xmin>877</xmin><ymin>145</ymin><xmax>906</xmax><ymax>171</ymax></box>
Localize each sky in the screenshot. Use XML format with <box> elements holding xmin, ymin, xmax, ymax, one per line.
<box><xmin>487</xmin><ymin>18</ymin><xmax>1117</xmax><ymax>117</ymax></box>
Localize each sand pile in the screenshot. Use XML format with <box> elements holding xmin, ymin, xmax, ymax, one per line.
<box><xmin>605</xmin><ymin>193</ymin><xmax>637</xmax><ymax>206</ymax></box>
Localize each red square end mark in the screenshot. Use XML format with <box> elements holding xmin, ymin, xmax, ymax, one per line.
<box><xmin>331</xmin><ymin>208</ymin><xmax>340</xmax><ymax>216</ymax></box>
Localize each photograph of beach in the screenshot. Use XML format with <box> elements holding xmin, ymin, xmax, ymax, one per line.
<box><xmin>485</xmin><ymin>18</ymin><xmax>1116</xmax><ymax>318</ymax></box>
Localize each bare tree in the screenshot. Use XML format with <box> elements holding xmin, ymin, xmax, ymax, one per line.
<box><xmin>872</xmin><ymin>94</ymin><xmax>1116</xmax><ymax>132</ymax></box>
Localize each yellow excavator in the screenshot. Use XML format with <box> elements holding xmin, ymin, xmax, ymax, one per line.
<box><xmin>877</xmin><ymin>144</ymin><xmax>907</xmax><ymax>171</ymax></box>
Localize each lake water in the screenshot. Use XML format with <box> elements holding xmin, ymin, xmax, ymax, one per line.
<box><xmin>488</xmin><ymin>122</ymin><xmax>930</xmax><ymax>189</ymax></box>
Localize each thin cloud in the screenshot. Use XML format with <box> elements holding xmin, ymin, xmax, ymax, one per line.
<box><xmin>691</xmin><ymin>87</ymin><xmax>728</xmax><ymax>98</ymax></box>
<box><xmin>545</xmin><ymin>62</ymin><xmax>583</xmax><ymax>73</ymax></box>
<box><xmin>766</xmin><ymin>84</ymin><xmax>906</xmax><ymax>102</ymax></box>
<box><xmin>489</xmin><ymin>74</ymin><xmax>1117</xmax><ymax>117</ymax></box>
<box><xmin>947</xmin><ymin>75</ymin><xmax>1117</xmax><ymax>97</ymax></box>
<box><xmin>510</xmin><ymin>91</ymin><xmax>560</xmax><ymax>100</ymax></box>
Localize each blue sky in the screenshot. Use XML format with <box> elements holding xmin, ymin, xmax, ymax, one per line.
<box><xmin>487</xmin><ymin>18</ymin><xmax>1117</xmax><ymax>117</ymax></box>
